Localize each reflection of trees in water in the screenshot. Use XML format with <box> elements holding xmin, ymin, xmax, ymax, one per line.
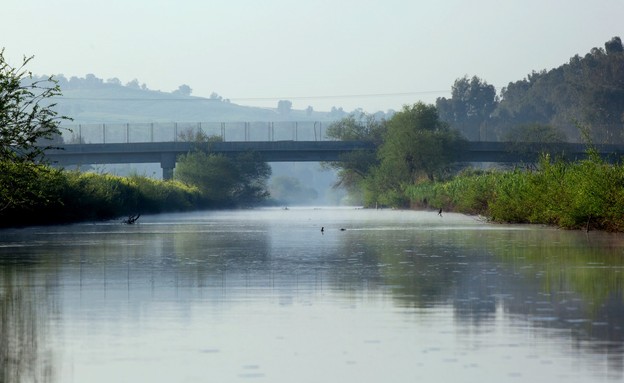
<box><xmin>2</xmin><ymin>220</ymin><xmax>623</xmax><ymax>379</ymax></box>
<box><xmin>54</xmin><ymin>227</ymin><xmax>274</xmax><ymax>293</ymax></box>
<box><xmin>326</xmin><ymin>227</ymin><xmax>624</xmax><ymax>374</ymax></box>
<box><xmin>324</xmin><ymin>230</ymin><xmax>466</xmax><ymax>307</ymax></box>
<box><xmin>171</xmin><ymin>228</ymin><xmax>273</xmax><ymax>288</ymax></box>
<box><xmin>0</xmin><ymin>264</ymin><xmax>56</xmax><ymax>383</ymax></box>
<box><xmin>490</xmin><ymin>230</ymin><xmax>624</xmax><ymax>376</ymax></box>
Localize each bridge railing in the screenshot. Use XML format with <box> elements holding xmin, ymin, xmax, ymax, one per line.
<box><xmin>62</xmin><ymin>121</ymin><xmax>330</xmax><ymax>144</ymax></box>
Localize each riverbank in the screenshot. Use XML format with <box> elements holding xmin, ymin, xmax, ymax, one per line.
<box><xmin>0</xmin><ymin>162</ymin><xmax>204</xmax><ymax>228</ymax></box>
<box><xmin>405</xmin><ymin>154</ymin><xmax>624</xmax><ymax>232</ymax></box>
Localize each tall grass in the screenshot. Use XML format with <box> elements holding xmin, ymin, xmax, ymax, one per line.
<box><xmin>406</xmin><ymin>155</ymin><xmax>624</xmax><ymax>231</ymax></box>
<box><xmin>0</xmin><ymin>163</ymin><xmax>203</xmax><ymax>227</ymax></box>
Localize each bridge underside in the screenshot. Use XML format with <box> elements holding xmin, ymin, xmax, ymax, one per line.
<box><xmin>45</xmin><ymin>141</ymin><xmax>377</xmax><ymax>179</ymax></box>
<box><xmin>44</xmin><ymin>141</ymin><xmax>624</xmax><ymax>180</ymax></box>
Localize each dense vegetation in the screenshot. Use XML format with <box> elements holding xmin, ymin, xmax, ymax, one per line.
<box><xmin>326</xmin><ymin>38</ymin><xmax>624</xmax><ymax>231</ymax></box>
<box><xmin>0</xmin><ymin>51</ymin><xmax>273</xmax><ymax>228</ymax></box>
<box><xmin>436</xmin><ymin>37</ymin><xmax>624</xmax><ymax>143</ymax></box>
<box><xmin>0</xmin><ymin>50</ymin><xmax>197</xmax><ymax>227</ymax></box>
<box><xmin>325</xmin><ymin>103</ymin><xmax>466</xmax><ymax>207</ymax></box>
<box><xmin>328</xmin><ymin>105</ymin><xmax>624</xmax><ymax>231</ymax></box>
<box><xmin>0</xmin><ymin>152</ymin><xmax>273</xmax><ymax>227</ymax></box>
<box><xmin>0</xmin><ymin>164</ymin><xmax>203</xmax><ymax>227</ymax></box>
<box><xmin>175</xmin><ymin>151</ymin><xmax>272</xmax><ymax>207</ymax></box>
<box><xmin>406</xmin><ymin>150</ymin><xmax>624</xmax><ymax>232</ymax></box>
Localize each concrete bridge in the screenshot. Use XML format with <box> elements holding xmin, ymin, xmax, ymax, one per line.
<box><xmin>43</xmin><ymin>140</ymin><xmax>624</xmax><ymax>180</ymax></box>
<box><xmin>40</xmin><ymin>119</ymin><xmax>624</xmax><ymax>179</ymax></box>
<box><xmin>44</xmin><ymin>140</ymin><xmax>377</xmax><ymax>179</ymax></box>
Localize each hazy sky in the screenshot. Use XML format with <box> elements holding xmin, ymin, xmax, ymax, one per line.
<box><xmin>3</xmin><ymin>0</ymin><xmax>623</xmax><ymax>113</ymax></box>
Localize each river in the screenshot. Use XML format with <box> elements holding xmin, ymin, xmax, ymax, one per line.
<box><xmin>1</xmin><ymin>207</ymin><xmax>623</xmax><ymax>382</ymax></box>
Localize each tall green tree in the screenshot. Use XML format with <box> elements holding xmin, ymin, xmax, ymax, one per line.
<box><xmin>367</xmin><ymin>102</ymin><xmax>465</xmax><ymax>207</ymax></box>
<box><xmin>323</xmin><ymin>112</ymin><xmax>386</xmax><ymax>201</ymax></box>
<box><xmin>436</xmin><ymin>75</ymin><xmax>498</xmax><ymax>140</ymax></box>
<box><xmin>175</xmin><ymin>127</ymin><xmax>271</xmax><ymax>205</ymax></box>
<box><xmin>503</xmin><ymin>123</ymin><xmax>568</xmax><ymax>165</ymax></box>
<box><xmin>175</xmin><ymin>151</ymin><xmax>271</xmax><ymax>206</ymax></box>
<box><xmin>492</xmin><ymin>37</ymin><xmax>624</xmax><ymax>143</ymax></box>
<box><xmin>0</xmin><ymin>49</ymin><xmax>70</xmax><ymax>213</ymax></box>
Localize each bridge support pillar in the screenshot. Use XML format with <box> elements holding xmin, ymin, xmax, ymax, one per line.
<box><xmin>161</xmin><ymin>153</ymin><xmax>177</xmax><ymax>180</ymax></box>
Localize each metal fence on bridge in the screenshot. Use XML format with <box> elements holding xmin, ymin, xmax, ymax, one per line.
<box><xmin>62</xmin><ymin>121</ymin><xmax>329</xmax><ymax>144</ymax></box>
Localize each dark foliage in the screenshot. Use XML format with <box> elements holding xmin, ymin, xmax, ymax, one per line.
<box><xmin>437</xmin><ymin>37</ymin><xmax>624</xmax><ymax>144</ymax></box>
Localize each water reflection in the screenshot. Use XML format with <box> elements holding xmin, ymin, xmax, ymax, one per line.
<box><xmin>0</xmin><ymin>255</ymin><xmax>57</xmax><ymax>383</ymax></box>
<box><xmin>0</xmin><ymin>208</ymin><xmax>623</xmax><ymax>382</ymax></box>
<box><xmin>333</xmin><ymin>224</ymin><xmax>624</xmax><ymax>377</ymax></box>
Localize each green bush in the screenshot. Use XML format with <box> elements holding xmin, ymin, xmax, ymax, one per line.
<box><xmin>406</xmin><ymin>155</ymin><xmax>624</xmax><ymax>232</ymax></box>
<box><xmin>0</xmin><ymin>163</ymin><xmax>203</xmax><ymax>227</ymax></box>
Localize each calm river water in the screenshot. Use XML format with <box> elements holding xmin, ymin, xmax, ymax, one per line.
<box><xmin>1</xmin><ymin>207</ymin><xmax>623</xmax><ymax>382</ymax></box>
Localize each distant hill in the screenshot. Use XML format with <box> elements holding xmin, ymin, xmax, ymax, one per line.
<box><xmin>47</xmin><ymin>75</ymin><xmax>348</xmax><ymax>125</ymax></box>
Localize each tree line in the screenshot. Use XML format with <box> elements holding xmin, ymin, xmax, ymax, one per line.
<box><xmin>436</xmin><ymin>36</ymin><xmax>624</xmax><ymax>143</ymax></box>
<box><xmin>326</xmin><ymin>103</ymin><xmax>624</xmax><ymax>231</ymax></box>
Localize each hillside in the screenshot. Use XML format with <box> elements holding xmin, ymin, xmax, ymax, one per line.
<box><xmin>50</xmin><ymin>76</ymin><xmax>346</xmax><ymax>125</ymax></box>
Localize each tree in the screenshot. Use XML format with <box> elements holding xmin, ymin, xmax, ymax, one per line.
<box><xmin>177</xmin><ymin>127</ymin><xmax>222</xmax><ymax>144</ymax></box>
<box><xmin>0</xmin><ymin>49</ymin><xmax>69</xmax><ymax>164</ymax></box>
<box><xmin>488</xmin><ymin>37</ymin><xmax>624</xmax><ymax>143</ymax></box>
<box><xmin>368</xmin><ymin>103</ymin><xmax>466</xmax><ymax>206</ymax></box>
<box><xmin>175</xmin><ymin>150</ymin><xmax>271</xmax><ymax>206</ymax></box>
<box><xmin>325</xmin><ymin>112</ymin><xmax>386</xmax><ymax>143</ymax></box>
<box><xmin>174</xmin><ymin>129</ymin><xmax>270</xmax><ymax>205</ymax></box>
<box><xmin>436</xmin><ymin>75</ymin><xmax>498</xmax><ymax>140</ymax></box>
<box><xmin>277</xmin><ymin>100</ymin><xmax>292</xmax><ymax>114</ymax></box>
<box><xmin>503</xmin><ymin>123</ymin><xmax>568</xmax><ymax>163</ymax></box>
<box><xmin>323</xmin><ymin>112</ymin><xmax>386</xmax><ymax>201</ymax></box>
<box><xmin>84</xmin><ymin>73</ymin><xmax>103</xmax><ymax>87</ymax></box>
<box><xmin>125</xmin><ymin>79</ymin><xmax>141</xmax><ymax>89</ymax></box>
<box><xmin>329</xmin><ymin>106</ymin><xmax>347</xmax><ymax>119</ymax></box>
<box><xmin>230</xmin><ymin>151</ymin><xmax>272</xmax><ymax>203</ymax></box>
<box><xmin>173</xmin><ymin>84</ymin><xmax>192</xmax><ymax>96</ymax></box>
<box><xmin>504</xmin><ymin>123</ymin><xmax>567</xmax><ymax>143</ymax></box>
<box><xmin>106</xmin><ymin>77</ymin><xmax>122</xmax><ymax>86</ymax></box>
<box><xmin>0</xmin><ymin>49</ymin><xmax>70</xmax><ymax>214</ymax></box>
<box><xmin>605</xmin><ymin>36</ymin><xmax>624</xmax><ymax>55</ymax></box>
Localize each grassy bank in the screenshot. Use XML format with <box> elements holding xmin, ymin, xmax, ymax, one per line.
<box><xmin>405</xmin><ymin>154</ymin><xmax>624</xmax><ymax>232</ymax></box>
<box><xmin>0</xmin><ymin>162</ymin><xmax>203</xmax><ymax>227</ymax></box>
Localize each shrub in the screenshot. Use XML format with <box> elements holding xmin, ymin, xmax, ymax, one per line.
<box><xmin>405</xmin><ymin>155</ymin><xmax>624</xmax><ymax>232</ymax></box>
<box><xmin>0</xmin><ymin>164</ymin><xmax>204</xmax><ymax>227</ymax></box>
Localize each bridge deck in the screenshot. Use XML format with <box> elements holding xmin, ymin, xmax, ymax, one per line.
<box><xmin>42</xmin><ymin>140</ymin><xmax>624</xmax><ymax>179</ymax></box>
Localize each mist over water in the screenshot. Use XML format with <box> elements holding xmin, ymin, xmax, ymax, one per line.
<box><xmin>1</xmin><ymin>207</ymin><xmax>623</xmax><ymax>382</ymax></box>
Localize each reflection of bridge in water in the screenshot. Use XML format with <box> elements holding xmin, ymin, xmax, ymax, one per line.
<box><xmin>45</xmin><ymin>121</ymin><xmax>624</xmax><ymax>179</ymax></box>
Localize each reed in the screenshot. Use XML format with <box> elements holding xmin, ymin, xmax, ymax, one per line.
<box><xmin>406</xmin><ymin>155</ymin><xmax>624</xmax><ymax>232</ymax></box>
<box><xmin>0</xmin><ymin>163</ymin><xmax>203</xmax><ymax>227</ymax></box>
